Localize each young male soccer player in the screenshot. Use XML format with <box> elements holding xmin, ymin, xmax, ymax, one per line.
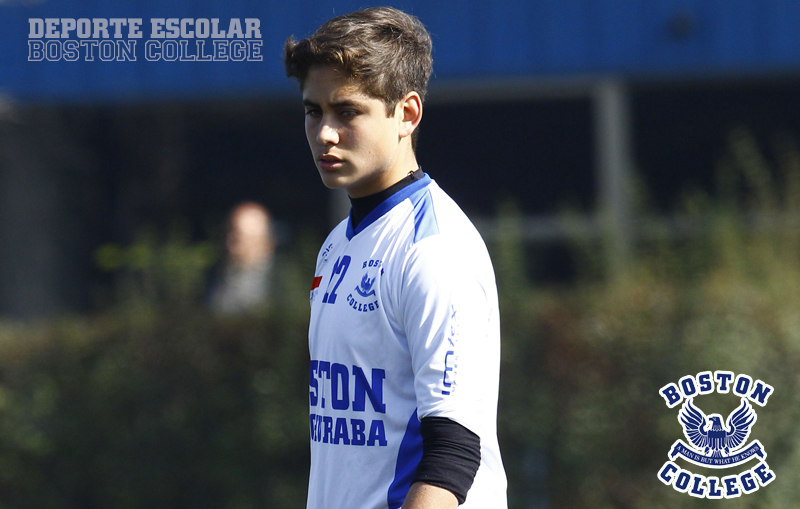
<box><xmin>284</xmin><ymin>7</ymin><xmax>507</xmax><ymax>509</ymax></box>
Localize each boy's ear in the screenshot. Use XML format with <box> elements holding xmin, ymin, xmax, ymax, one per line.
<box><xmin>397</xmin><ymin>91</ymin><xmax>422</xmax><ymax>140</ymax></box>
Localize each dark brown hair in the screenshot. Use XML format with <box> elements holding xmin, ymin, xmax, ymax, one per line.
<box><xmin>284</xmin><ymin>7</ymin><xmax>433</xmax><ymax>117</ymax></box>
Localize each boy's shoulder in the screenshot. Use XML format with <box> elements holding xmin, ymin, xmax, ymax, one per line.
<box><xmin>315</xmin><ymin>176</ymin><xmax>487</xmax><ymax>263</ymax></box>
<box><xmin>413</xmin><ymin>181</ymin><xmax>487</xmax><ymax>249</ymax></box>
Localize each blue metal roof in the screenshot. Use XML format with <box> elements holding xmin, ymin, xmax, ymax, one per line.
<box><xmin>2</xmin><ymin>0</ymin><xmax>800</xmax><ymax>104</ymax></box>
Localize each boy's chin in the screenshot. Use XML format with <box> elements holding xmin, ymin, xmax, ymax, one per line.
<box><xmin>318</xmin><ymin>173</ymin><xmax>349</xmax><ymax>190</ymax></box>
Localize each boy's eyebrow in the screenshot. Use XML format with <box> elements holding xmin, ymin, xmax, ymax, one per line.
<box><xmin>302</xmin><ymin>98</ymin><xmax>365</xmax><ymax>108</ymax></box>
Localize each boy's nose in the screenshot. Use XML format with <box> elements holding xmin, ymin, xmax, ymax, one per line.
<box><xmin>317</xmin><ymin>122</ymin><xmax>339</xmax><ymax>145</ymax></box>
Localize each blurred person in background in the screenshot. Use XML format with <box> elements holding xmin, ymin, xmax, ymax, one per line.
<box><xmin>208</xmin><ymin>201</ymin><xmax>274</xmax><ymax>314</ymax></box>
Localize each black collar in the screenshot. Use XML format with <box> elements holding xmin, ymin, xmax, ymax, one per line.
<box><xmin>349</xmin><ymin>168</ymin><xmax>423</xmax><ymax>230</ymax></box>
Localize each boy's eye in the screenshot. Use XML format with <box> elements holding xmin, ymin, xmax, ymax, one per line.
<box><xmin>305</xmin><ymin>109</ymin><xmax>321</xmax><ymax>117</ymax></box>
<box><xmin>341</xmin><ymin>110</ymin><xmax>359</xmax><ymax>118</ymax></box>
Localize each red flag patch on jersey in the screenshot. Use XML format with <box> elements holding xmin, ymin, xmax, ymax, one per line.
<box><xmin>311</xmin><ymin>276</ymin><xmax>322</xmax><ymax>290</ymax></box>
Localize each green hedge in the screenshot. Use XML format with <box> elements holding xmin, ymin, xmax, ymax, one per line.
<box><xmin>0</xmin><ymin>309</ymin><xmax>310</xmax><ymax>508</ymax></box>
<box><xmin>3</xmin><ymin>132</ymin><xmax>800</xmax><ymax>507</ymax></box>
<box><xmin>492</xmin><ymin>130</ymin><xmax>800</xmax><ymax>508</ymax></box>
<box><xmin>2</xmin><ymin>211</ymin><xmax>799</xmax><ymax>508</ymax></box>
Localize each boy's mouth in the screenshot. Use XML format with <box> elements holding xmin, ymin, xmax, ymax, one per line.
<box><xmin>318</xmin><ymin>154</ymin><xmax>344</xmax><ymax>171</ymax></box>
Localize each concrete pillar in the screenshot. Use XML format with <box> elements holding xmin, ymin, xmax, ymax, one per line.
<box><xmin>593</xmin><ymin>78</ymin><xmax>634</xmax><ymax>278</ymax></box>
<box><xmin>0</xmin><ymin>110</ymin><xmax>65</xmax><ymax>318</ymax></box>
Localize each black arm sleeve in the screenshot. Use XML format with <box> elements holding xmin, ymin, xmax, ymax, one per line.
<box><xmin>411</xmin><ymin>416</ymin><xmax>481</xmax><ymax>505</ymax></box>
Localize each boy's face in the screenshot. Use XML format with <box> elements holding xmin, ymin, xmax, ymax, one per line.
<box><xmin>302</xmin><ymin>65</ymin><xmax>408</xmax><ymax>198</ymax></box>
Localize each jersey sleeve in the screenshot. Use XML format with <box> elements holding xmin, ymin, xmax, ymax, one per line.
<box><xmin>397</xmin><ymin>234</ymin><xmax>498</xmax><ymax>436</ymax></box>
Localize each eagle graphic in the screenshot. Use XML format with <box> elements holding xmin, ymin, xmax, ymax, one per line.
<box><xmin>678</xmin><ymin>398</ymin><xmax>757</xmax><ymax>458</ymax></box>
<box><xmin>355</xmin><ymin>273</ymin><xmax>376</xmax><ymax>298</ymax></box>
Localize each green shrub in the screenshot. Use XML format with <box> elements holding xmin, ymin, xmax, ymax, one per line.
<box><xmin>0</xmin><ymin>308</ymin><xmax>310</xmax><ymax>509</ymax></box>
<box><xmin>495</xmin><ymin>129</ymin><xmax>800</xmax><ymax>508</ymax></box>
<box><xmin>2</xmin><ymin>130</ymin><xmax>800</xmax><ymax>508</ymax></box>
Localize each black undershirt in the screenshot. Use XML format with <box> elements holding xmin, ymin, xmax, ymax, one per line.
<box><xmin>348</xmin><ymin>168</ymin><xmax>482</xmax><ymax>503</ymax></box>
<box><xmin>349</xmin><ymin>168</ymin><xmax>424</xmax><ymax>230</ymax></box>
<box><xmin>412</xmin><ymin>417</ymin><xmax>481</xmax><ymax>504</ymax></box>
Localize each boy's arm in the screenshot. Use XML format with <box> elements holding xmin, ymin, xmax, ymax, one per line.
<box><xmin>401</xmin><ymin>482</ymin><xmax>458</xmax><ymax>509</ymax></box>
<box><xmin>396</xmin><ymin>235</ymin><xmax>492</xmax><ymax>506</ymax></box>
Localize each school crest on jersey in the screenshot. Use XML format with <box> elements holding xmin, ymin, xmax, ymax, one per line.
<box><xmin>355</xmin><ymin>273</ymin><xmax>377</xmax><ymax>297</ymax></box>
<box><xmin>346</xmin><ymin>259</ymin><xmax>383</xmax><ymax>313</ymax></box>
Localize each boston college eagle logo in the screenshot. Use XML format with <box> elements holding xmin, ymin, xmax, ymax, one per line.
<box><xmin>657</xmin><ymin>371</ymin><xmax>776</xmax><ymax>499</ymax></box>
<box><xmin>355</xmin><ymin>273</ymin><xmax>377</xmax><ymax>298</ymax></box>
<box><xmin>678</xmin><ymin>398</ymin><xmax>756</xmax><ymax>462</ymax></box>
<box><xmin>345</xmin><ymin>259</ymin><xmax>383</xmax><ymax>313</ymax></box>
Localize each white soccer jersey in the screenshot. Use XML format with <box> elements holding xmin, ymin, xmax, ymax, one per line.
<box><xmin>307</xmin><ymin>174</ymin><xmax>507</xmax><ymax>509</ymax></box>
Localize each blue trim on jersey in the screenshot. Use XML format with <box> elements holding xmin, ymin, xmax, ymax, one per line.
<box><xmin>346</xmin><ymin>174</ymin><xmax>433</xmax><ymax>240</ymax></box>
<box><xmin>387</xmin><ymin>409</ymin><xmax>423</xmax><ymax>509</ymax></box>
<box><xmin>410</xmin><ymin>187</ymin><xmax>440</xmax><ymax>243</ymax></box>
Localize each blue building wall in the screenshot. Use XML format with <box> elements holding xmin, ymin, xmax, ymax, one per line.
<box><xmin>1</xmin><ymin>0</ymin><xmax>800</xmax><ymax>103</ymax></box>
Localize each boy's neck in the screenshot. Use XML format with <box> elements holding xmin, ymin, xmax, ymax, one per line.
<box><xmin>347</xmin><ymin>148</ymin><xmax>419</xmax><ymax>198</ymax></box>
<box><xmin>349</xmin><ymin>168</ymin><xmax>423</xmax><ymax>229</ymax></box>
